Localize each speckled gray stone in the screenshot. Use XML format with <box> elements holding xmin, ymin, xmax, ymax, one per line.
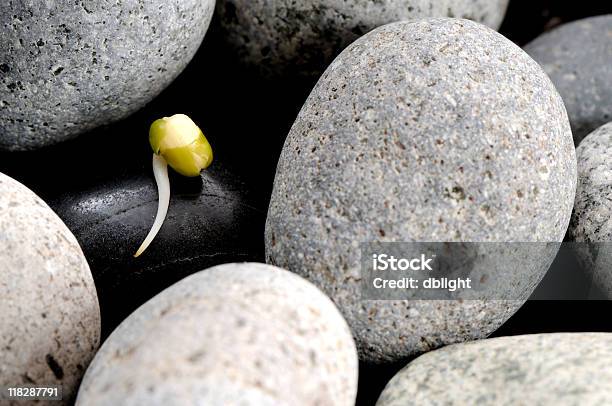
<box><xmin>525</xmin><ymin>15</ymin><xmax>612</xmax><ymax>144</ymax></box>
<box><xmin>75</xmin><ymin>263</ymin><xmax>358</xmax><ymax>406</ymax></box>
<box><xmin>217</xmin><ymin>0</ymin><xmax>509</xmax><ymax>77</ymax></box>
<box><xmin>0</xmin><ymin>172</ymin><xmax>100</xmax><ymax>405</ymax></box>
<box><xmin>569</xmin><ymin>122</ymin><xmax>612</xmax><ymax>296</ymax></box>
<box><xmin>265</xmin><ymin>18</ymin><xmax>576</xmax><ymax>362</ymax></box>
<box><xmin>0</xmin><ymin>0</ymin><xmax>215</xmax><ymax>151</ymax></box>
<box><xmin>377</xmin><ymin>333</ymin><xmax>612</xmax><ymax>405</ymax></box>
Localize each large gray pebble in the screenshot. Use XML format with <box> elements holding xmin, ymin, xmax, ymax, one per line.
<box><xmin>265</xmin><ymin>18</ymin><xmax>576</xmax><ymax>362</ymax></box>
<box><xmin>217</xmin><ymin>0</ymin><xmax>509</xmax><ymax>77</ymax></box>
<box><xmin>525</xmin><ymin>15</ymin><xmax>612</xmax><ymax>144</ymax></box>
<box><xmin>377</xmin><ymin>333</ymin><xmax>612</xmax><ymax>405</ymax></box>
<box><xmin>569</xmin><ymin>122</ymin><xmax>612</xmax><ymax>296</ymax></box>
<box><xmin>0</xmin><ymin>172</ymin><xmax>100</xmax><ymax>405</ymax></box>
<box><xmin>0</xmin><ymin>0</ymin><xmax>215</xmax><ymax>151</ymax></box>
<box><xmin>76</xmin><ymin>263</ymin><xmax>358</xmax><ymax>406</ymax></box>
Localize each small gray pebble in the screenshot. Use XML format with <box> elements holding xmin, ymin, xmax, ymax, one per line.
<box><xmin>217</xmin><ymin>0</ymin><xmax>509</xmax><ymax>77</ymax></box>
<box><xmin>569</xmin><ymin>122</ymin><xmax>612</xmax><ymax>296</ymax></box>
<box><xmin>265</xmin><ymin>18</ymin><xmax>576</xmax><ymax>362</ymax></box>
<box><xmin>377</xmin><ymin>333</ymin><xmax>612</xmax><ymax>405</ymax></box>
<box><xmin>0</xmin><ymin>0</ymin><xmax>215</xmax><ymax>151</ymax></box>
<box><xmin>76</xmin><ymin>263</ymin><xmax>358</xmax><ymax>406</ymax></box>
<box><xmin>525</xmin><ymin>15</ymin><xmax>612</xmax><ymax>144</ymax></box>
<box><xmin>0</xmin><ymin>172</ymin><xmax>100</xmax><ymax>405</ymax></box>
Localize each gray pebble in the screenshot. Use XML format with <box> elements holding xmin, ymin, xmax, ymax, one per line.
<box><xmin>525</xmin><ymin>15</ymin><xmax>612</xmax><ymax>144</ymax></box>
<box><xmin>377</xmin><ymin>333</ymin><xmax>612</xmax><ymax>405</ymax></box>
<box><xmin>76</xmin><ymin>263</ymin><xmax>358</xmax><ymax>406</ymax></box>
<box><xmin>217</xmin><ymin>0</ymin><xmax>509</xmax><ymax>77</ymax></box>
<box><xmin>0</xmin><ymin>0</ymin><xmax>215</xmax><ymax>151</ymax></box>
<box><xmin>569</xmin><ymin>122</ymin><xmax>612</xmax><ymax>296</ymax></box>
<box><xmin>265</xmin><ymin>18</ymin><xmax>576</xmax><ymax>362</ymax></box>
<box><xmin>0</xmin><ymin>172</ymin><xmax>100</xmax><ymax>405</ymax></box>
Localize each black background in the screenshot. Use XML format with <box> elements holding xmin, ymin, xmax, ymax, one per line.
<box><xmin>1</xmin><ymin>1</ymin><xmax>611</xmax><ymax>404</ymax></box>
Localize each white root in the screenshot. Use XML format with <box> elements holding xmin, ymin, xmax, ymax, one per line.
<box><xmin>134</xmin><ymin>154</ymin><xmax>171</xmax><ymax>258</ymax></box>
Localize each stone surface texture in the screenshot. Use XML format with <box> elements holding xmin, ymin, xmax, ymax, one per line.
<box><xmin>0</xmin><ymin>0</ymin><xmax>215</xmax><ymax>150</ymax></box>
<box><xmin>377</xmin><ymin>333</ymin><xmax>612</xmax><ymax>405</ymax></box>
<box><xmin>0</xmin><ymin>172</ymin><xmax>100</xmax><ymax>405</ymax></box>
<box><xmin>265</xmin><ymin>18</ymin><xmax>576</xmax><ymax>362</ymax></box>
<box><xmin>76</xmin><ymin>263</ymin><xmax>358</xmax><ymax>406</ymax></box>
<box><xmin>525</xmin><ymin>15</ymin><xmax>612</xmax><ymax>144</ymax></box>
<box><xmin>217</xmin><ymin>0</ymin><xmax>509</xmax><ymax>77</ymax></box>
<box><xmin>570</xmin><ymin>122</ymin><xmax>612</xmax><ymax>242</ymax></box>
<box><xmin>569</xmin><ymin>122</ymin><xmax>612</xmax><ymax>296</ymax></box>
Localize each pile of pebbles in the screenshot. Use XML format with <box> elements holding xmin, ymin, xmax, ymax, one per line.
<box><xmin>1</xmin><ymin>1</ymin><xmax>611</xmax><ymax>405</ymax></box>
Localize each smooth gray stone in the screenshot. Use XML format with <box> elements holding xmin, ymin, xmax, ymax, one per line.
<box><xmin>265</xmin><ymin>18</ymin><xmax>576</xmax><ymax>362</ymax></box>
<box><xmin>569</xmin><ymin>122</ymin><xmax>612</xmax><ymax>297</ymax></box>
<box><xmin>76</xmin><ymin>263</ymin><xmax>358</xmax><ymax>406</ymax></box>
<box><xmin>0</xmin><ymin>0</ymin><xmax>215</xmax><ymax>151</ymax></box>
<box><xmin>377</xmin><ymin>333</ymin><xmax>612</xmax><ymax>405</ymax></box>
<box><xmin>217</xmin><ymin>0</ymin><xmax>509</xmax><ymax>77</ymax></box>
<box><xmin>525</xmin><ymin>15</ymin><xmax>612</xmax><ymax>144</ymax></box>
<box><xmin>0</xmin><ymin>172</ymin><xmax>100</xmax><ymax>406</ymax></box>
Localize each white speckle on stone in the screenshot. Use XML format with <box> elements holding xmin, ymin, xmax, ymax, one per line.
<box><xmin>44</xmin><ymin>261</ymin><xmax>58</xmax><ymax>275</ymax></box>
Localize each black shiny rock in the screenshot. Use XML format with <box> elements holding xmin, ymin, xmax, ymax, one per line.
<box><xmin>51</xmin><ymin>163</ymin><xmax>264</xmax><ymax>336</ymax></box>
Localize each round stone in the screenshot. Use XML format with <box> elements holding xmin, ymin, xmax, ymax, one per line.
<box><xmin>0</xmin><ymin>172</ymin><xmax>100</xmax><ymax>404</ymax></box>
<box><xmin>216</xmin><ymin>0</ymin><xmax>509</xmax><ymax>77</ymax></box>
<box><xmin>524</xmin><ymin>15</ymin><xmax>612</xmax><ymax>144</ymax></box>
<box><xmin>75</xmin><ymin>263</ymin><xmax>358</xmax><ymax>405</ymax></box>
<box><xmin>376</xmin><ymin>333</ymin><xmax>612</xmax><ymax>405</ymax></box>
<box><xmin>569</xmin><ymin>121</ymin><xmax>612</xmax><ymax>296</ymax></box>
<box><xmin>0</xmin><ymin>0</ymin><xmax>215</xmax><ymax>151</ymax></box>
<box><xmin>265</xmin><ymin>18</ymin><xmax>576</xmax><ymax>362</ymax></box>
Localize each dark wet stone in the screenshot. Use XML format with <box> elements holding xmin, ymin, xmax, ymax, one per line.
<box><xmin>50</xmin><ymin>161</ymin><xmax>266</xmax><ymax>336</ymax></box>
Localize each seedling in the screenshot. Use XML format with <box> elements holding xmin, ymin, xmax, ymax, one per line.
<box><xmin>134</xmin><ymin>114</ymin><xmax>213</xmax><ymax>257</ymax></box>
